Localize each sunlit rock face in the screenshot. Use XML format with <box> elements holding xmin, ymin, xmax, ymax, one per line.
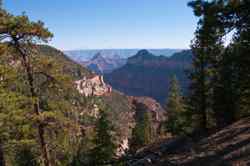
<box><xmin>117</xmin><ymin>139</ymin><xmax>129</xmax><ymax>156</ymax></box>
<box><xmin>75</xmin><ymin>75</ymin><xmax>112</xmax><ymax>97</ymax></box>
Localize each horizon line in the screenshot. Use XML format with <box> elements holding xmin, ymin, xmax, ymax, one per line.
<box><xmin>63</xmin><ymin>47</ymin><xmax>190</xmax><ymax>52</ymax></box>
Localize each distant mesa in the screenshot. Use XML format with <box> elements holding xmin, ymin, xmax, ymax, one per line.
<box><xmin>64</xmin><ymin>48</ymin><xmax>182</xmax><ymax>61</ymax></box>
<box><xmin>91</xmin><ymin>52</ymin><xmax>106</xmax><ymax>61</ymax></box>
<box><xmin>105</xmin><ymin>49</ymin><xmax>192</xmax><ymax>104</ymax></box>
<box><xmin>65</xmin><ymin>49</ymin><xmax>184</xmax><ymax>75</ymax></box>
<box><xmin>79</xmin><ymin>52</ymin><xmax>126</xmax><ymax>74</ymax></box>
<box><xmin>136</xmin><ymin>49</ymin><xmax>151</xmax><ymax>56</ymax></box>
<box><xmin>65</xmin><ymin>48</ymin><xmax>192</xmax><ymax>104</ymax></box>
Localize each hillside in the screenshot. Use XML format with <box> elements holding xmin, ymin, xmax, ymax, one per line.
<box><xmin>104</xmin><ymin>50</ymin><xmax>192</xmax><ymax>104</ymax></box>
<box><xmin>37</xmin><ymin>45</ymin><xmax>94</xmax><ymax>79</ymax></box>
<box><xmin>3</xmin><ymin>1</ymin><xmax>250</xmax><ymax>165</ymax></box>
<box><xmin>39</xmin><ymin>45</ymin><xmax>165</xmax><ymax>151</ymax></box>
<box><xmin>127</xmin><ymin>117</ymin><xmax>250</xmax><ymax>166</ymax></box>
<box><xmin>39</xmin><ymin>45</ymin><xmax>133</xmax><ymax>132</ymax></box>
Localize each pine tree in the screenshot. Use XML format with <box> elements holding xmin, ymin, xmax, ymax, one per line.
<box><xmin>90</xmin><ymin>108</ymin><xmax>116</xmax><ymax>165</ymax></box>
<box><xmin>129</xmin><ymin>102</ymin><xmax>152</xmax><ymax>154</ymax></box>
<box><xmin>129</xmin><ymin>122</ymin><xmax>143</xmax><ymax>154</ymax></box>
<box><xmin>188</xmin><ymin>0</ymin><xmax>250</xmax><ymax>130</ymax></box>
<box><xmin>165</xmin><ymin>76</ymin><xmax>186</xmax><ymax>136</ymax></box>
<box><xmin>142</xmin><ymin>111</ymin><xmax>153</xmax><ymax>145</ymax></box>
<box><xmin>13</xmin><ymin>144</ymin><xmax>38</xmax><ymax>166</ymax></box>
<box><xmin>0</xmin><ymin>10</ymin><xmax>53</xmax><ymax>165</ymax></box>
<box><xmin>188</xmin><ymin>0</ymin><xmax>225</xmax><ymax>133</ymax></box>
<box><xmin>231</xmin><ymin>0</ymin><xmax>250</xmax><ymax>117</ymax></box>
<box><xmin>0</xmin><ymin>9</ymin><xmax>86</xmax><ymax>165</ymax></box>
<box><xmin>212</xmin><ymin>46</ymin><xmax>238</xmax><ymax>128</ymax></box>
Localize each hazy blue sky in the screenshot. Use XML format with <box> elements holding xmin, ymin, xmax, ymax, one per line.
<box><xmin>5</xmin><ymin>0</ymin><xmax>197</xmax><ymax>50</ymax></box>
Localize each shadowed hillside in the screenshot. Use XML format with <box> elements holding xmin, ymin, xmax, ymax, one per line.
<box><xmin>105</xmin><ymin>50</ymin><xmax>192</xmax><ymax>104</ymax></box>
<box><xmin>127</xmin><ymin>117</ymin><xmax>250</xmax><ymax>166</ymax></box>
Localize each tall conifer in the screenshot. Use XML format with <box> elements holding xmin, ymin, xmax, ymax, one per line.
<box><xmin>90</xmin><ymin>109</ymin><xmax>116</xmax><ymax>165</ymax></box>
<box><xmin>165</xmin><ymin>76</ymin><xmax>186</xmax><ymax>135</ymax></box>
<box><xmin>129</xmin><ymin>102</ymin><xmax>153</xmax><ymax>153</ymax></box>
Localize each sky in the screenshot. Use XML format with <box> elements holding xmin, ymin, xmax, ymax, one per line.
<box><xmin>4</xmin><ymin>0</ymin><xmax>198</xmax><ymax>50</ymax></box>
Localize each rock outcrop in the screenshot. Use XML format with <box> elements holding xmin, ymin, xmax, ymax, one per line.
<box><xmin>128</xmin><ymin>96</ymin><xmax>166</xmax><ymax>143</ymax></box>
<box><xmin>129</xmin><ymin>96</ymin><xmax>165</xmax><ymax>122</ymax></box>
<box><xmin>75</xmin><ymin>75</ymin><xmax>112</xmax><ymax>97</ymax></box>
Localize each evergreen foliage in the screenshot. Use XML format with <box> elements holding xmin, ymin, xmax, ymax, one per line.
<box><xmin>188</xmin><ymin>0</ymin><xmax>250</xmax><ymax>132</ymax></box>
<box><xmin>1</xmin><ymin>0</ymin><xmax>250</xmax><ymax>164</ymax></box>
<box><xmin>165</xmin><ymin>76</ymin><xmax>187</xmax><ymax>136</ymax></box>
<box><xmin>12</xmin><ymin>144</ymin><xmax>38</xmax><ymax>166</ymax></box>
<box><xmin>129</xmin><ymin>102</ymin><xmax>153</xmax><ymax>154</ymax></box>
<box><xmin>187</xmin><ymin>0</ymin><xmax>225</xmax><ymax>133</ymax></box>
<box><xmin>0</xmin><ymin>7</ymin><xmax>87</xmax><ymax>166</ymax></box>
<box><xmin>89</xmin><ymin>108</ymin><xmax>116</xmax><ymax>166</ymax></box>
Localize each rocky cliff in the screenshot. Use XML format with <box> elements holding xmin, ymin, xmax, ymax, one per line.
<box><xmin>75</xmin><ymin>75</ymin><xmax>112</xmax><ymax>97</ymax></box>
<box><xmin>75</xmin><ymin>75</ymin><xmax>167</xmax><ymax>155</ymax></box>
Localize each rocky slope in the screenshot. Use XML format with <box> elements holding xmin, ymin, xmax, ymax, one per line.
<box><xmin>75</xmin><ymin>75</ymin><xmax>166</xmax><ymax>153</ymax></box>
<box><xmin>127</xmin><ymin>117</ymin><xmax>250</xmax><ymax>166</ymax></box>
<box><xmin>42</xmin><ymin>46</ymin><xmax>166</xmax><ymax>154</ymax></box>
<box><xmin>30</xmin><ymin>45</ymin><xmax>132</xmax><ymax>148</ymax></box>
<box><xmin>105</xmin><ymin>49</ymin><xmax>192</xmax><ymax>104</ymax></box>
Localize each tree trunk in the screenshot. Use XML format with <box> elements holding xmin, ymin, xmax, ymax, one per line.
<box><xmin>0</xmin><ymin>140</ymin><xmax>5</xmax><ymax>166</ymax></box>
<box><xmin>200</xmin><ymin>56</ymin><xmax>208</xmax><ymax>134</ymax></box>
<box><xmin>15</xmin><ymin>43</ymin><xmax>51</xmax><ymax>166</ymax></box>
